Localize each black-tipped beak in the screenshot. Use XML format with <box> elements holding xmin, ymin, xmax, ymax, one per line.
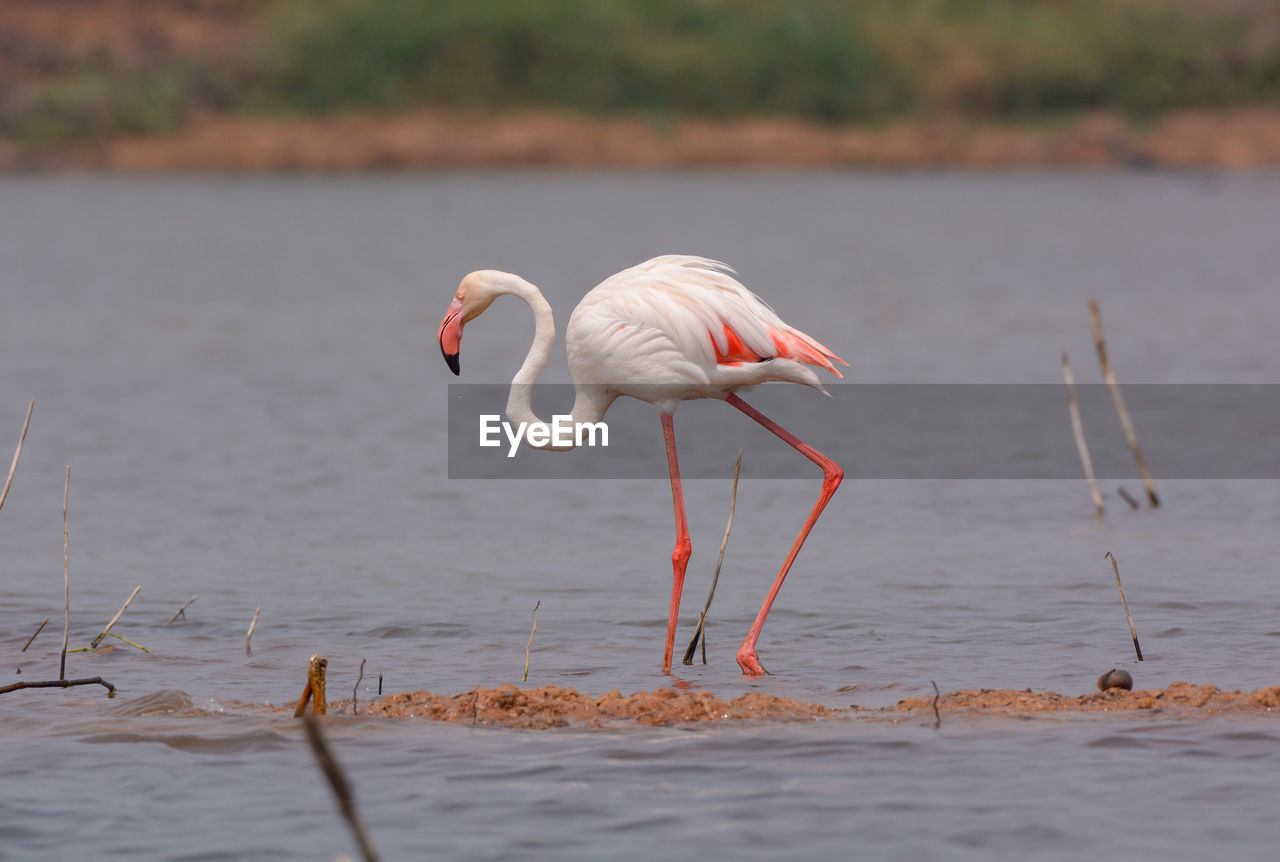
<box><xmin>438</xmin><ymin>297</ymin><xmax>465</xmax><ymax>376</ymax></box>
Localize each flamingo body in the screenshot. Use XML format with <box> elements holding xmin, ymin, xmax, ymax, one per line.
<box><xmin>566</xmin><ymin>256</ymin><xmax>844</xmax><ymax>408</ymax></box>
<box><xmin>438</xmin><ymin>255</ymin><xmax>845</xmax><ymax>675</ymax></box>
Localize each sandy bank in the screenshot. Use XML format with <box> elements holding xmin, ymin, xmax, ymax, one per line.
<box><xmin>346</xmin><ymin>682</ymin><xmax>1280</xmax><ymax>729</ymax></box>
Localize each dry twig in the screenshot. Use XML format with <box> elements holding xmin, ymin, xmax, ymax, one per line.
<box><xmin>0</xmin><ymin>676</ymin><xmax>115</xmax><ymax>696</ymax></box>
<box><xmin>1116</xmin><ymin>487</ymin><xmax>1141</xmax><ymax>510</ymax></box>
<box><xmin>166</xmin><ymin>595</ymin><xmax>198</xmax><ymax>625</ymax></box>
<box><xmin>22</xmin><ymin>618</ymin><xmax>49</xmax><ymax>652</ymax></box>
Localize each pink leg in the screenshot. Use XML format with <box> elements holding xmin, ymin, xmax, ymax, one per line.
<box><xmin>661</xmin><ymin>413</ymin><xmax>692</xmax><ymax>674</ymax></box>
<box><xmin>726</xmin><ymin>392</ymin><xmax>843</xmax><ymax>675</ymax></box>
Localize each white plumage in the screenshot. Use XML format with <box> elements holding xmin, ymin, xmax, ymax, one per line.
<box><xmin>567</xmin><ymin>255</ymin><xmax>844</xmax><ymax>401</ymax></box>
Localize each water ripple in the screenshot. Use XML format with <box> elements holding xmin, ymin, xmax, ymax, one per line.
<box><xmin>108</xmin><ymin>690</ymin><xmax>196</xmax><ymax>716</ymax></box>
<box><xmin>81</xmin><ymin>730</ymin><xmax>291</xmax><ymax>754</ymax></box>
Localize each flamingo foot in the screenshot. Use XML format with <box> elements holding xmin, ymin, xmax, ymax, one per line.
<box><xmin>736</xmin><ymin>645</ymin><xmax>769</xmax><ymax>676</ymax></box>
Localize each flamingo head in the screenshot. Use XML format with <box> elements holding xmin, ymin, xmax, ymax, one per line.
<box><xmin>438</xmin><ymin>270</ymin><xmax>505</xmax><ymax>376</ymax></box>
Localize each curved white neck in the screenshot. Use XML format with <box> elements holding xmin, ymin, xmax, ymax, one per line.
<box><xmin>502</xmin><ymin>277</ymin><xmax>611</xmax><ymax>451</ymax></box>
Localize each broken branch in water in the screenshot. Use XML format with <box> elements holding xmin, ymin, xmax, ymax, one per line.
<box><xmin>294</xmin><ymin>654</ymin><xmax>328</xmax><ymax>717</ymax></box>
<box><xmin>302</xmin><ymin>714</ymin><xmax>381</xmax><ymax>862</ymax></box>
<box><xmin>0</xmin><ymin>399</ymin><xmax>34</xmax><ymax>513</ymax></box>
<box><xmin>683</xmin><ymin>450</ymin><xmax>742</xmax><ymax>665</ymax></box>
<box><xmin>931</xmin><ymin>680</ymin><xmax>942</xmax><ymax>729</ymax></box>
<box><xmin>1116</xmin><ymin>487</ymin><xmax>1141</xmax><ymax>510</ymax></box>
<box><xmin>60</xmin><ymin>466</ymin><xmax>71</xmax><ymax>681</ymax></box>
<box><xmin>22</xmin><ymin>618</ymin><xmax>49</xmax><ymax>652</ymax></box>
<box><xmin>1106</xmin><ymin>552</ymin><xmax>1144</xmax><ymax>661</ymax></box>
<box><xmin>100</xmin><ymin>631</ymin><xmax>151</xmax><ymax>652</ymax></box>
<box><xmin>1090</xmin><ymin>300</ymin><xmax>1159</xmax><ymax>508</ymax></box>
<box><xmin>91</xmin><ymin>585</ymin><xmax>142</xmax><ymax>649</ymax></box>
<box><xmin>245</xmin><ymin>606</ymin><xmax>261</xmax><ymax>656</ymax></box>
<box><xmin>0</xmin><ymin>676</ymin><xmax>115</xmax><ymax>696</ymax></box>
<box><xmin>166</xmin><ymin>595</ymin><xmax>199</xmax><ymax>625</ymax></box>
<box><xmin>1062</xmin><ymin>352</ymin><xmax>1103</xmax><ymax>518</ymax></box>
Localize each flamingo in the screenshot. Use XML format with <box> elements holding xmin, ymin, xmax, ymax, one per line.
<box><xmin>437</xmin><ymin>255</ymin><xmax>845</xmax><ymax>675</ymax></box>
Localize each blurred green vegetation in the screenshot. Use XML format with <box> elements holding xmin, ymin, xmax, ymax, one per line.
<box><xmin>8</xmin><ymin>0</ymin><xmax>1280</xmax><ymax>149</ymax></box>
<box><xmin>261</xmin><ymin>0</ymin><xmax>1280</xmax><ymax>120</ymax></box>
<box><xmin>262</xmin><ymin>0</ymin><xmax>908</xmax><ymax>119</ymax></box>
<box><xmin>11</xmin><ymin>64</ymin><xmax>227</xmax><ymax>147</ymax></box>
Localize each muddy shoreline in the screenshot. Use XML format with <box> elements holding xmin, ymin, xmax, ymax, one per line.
<box><xmin>7</xmin><ymin>108</ymin><xmax>1280</xmax><ymax>172</ymax></box>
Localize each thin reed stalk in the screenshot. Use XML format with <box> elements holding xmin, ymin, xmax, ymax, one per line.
<box><xmin>683</xmin><ymin>450</ymin><xmax>742</xmax><ymax>665</ymax></box>
<box><xmin>245</xmin><ymin>606</ymin><xmax>261</xmax><ymax>655</ymax></box>
<box><xmin>1090</xmin><ymin>300</ymin><xmax>1159</xmax><ymax>507</ymax></box>
<box><xmin>522</xmin><ymin>600</ymin><xmax>540</xmax><ymax>682</ymax></box>
<box><xmin>1062</xmin><ymin>352</ymin><xmax>1103</xmax><ymax>517</ymax></box>
<box><xmin>352</xmin><ymin>658</ymin><xmax>366</xmax><ymax>716</ymax></box>
<box><xmin>91</xmin><ymin>585</ymin><xmax>142</xmax><ymax>649</ymax></box>
<box><xmin>0</xmin><ymin>400</ymin><xmax>34</xmax><ymax>513</ymax></box>
<box><xmin>301</xmin><ymin>714</ymin><xmax>380</xmax><ymax>862</ymax></box>
<box><xmin>1106</xmin><ymin>552</ymin><xmax>1143</xmax><ymax>661</ymax></box>
<box><xmin>60</xmin><ymin>466</ymin><xmax>70</xmax><ymax>681</ymax></box>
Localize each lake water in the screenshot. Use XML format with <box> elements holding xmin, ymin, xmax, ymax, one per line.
<box><xmin>1</xmin><ymin>172</ymin><xmax>1279</xmax><ymax>860</ymax></box>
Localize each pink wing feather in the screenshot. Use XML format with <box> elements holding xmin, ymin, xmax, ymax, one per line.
<box><xmin>583</xmin><ymin>256</ymin><xmax>846</xmax><ymax>377</ymax></box>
